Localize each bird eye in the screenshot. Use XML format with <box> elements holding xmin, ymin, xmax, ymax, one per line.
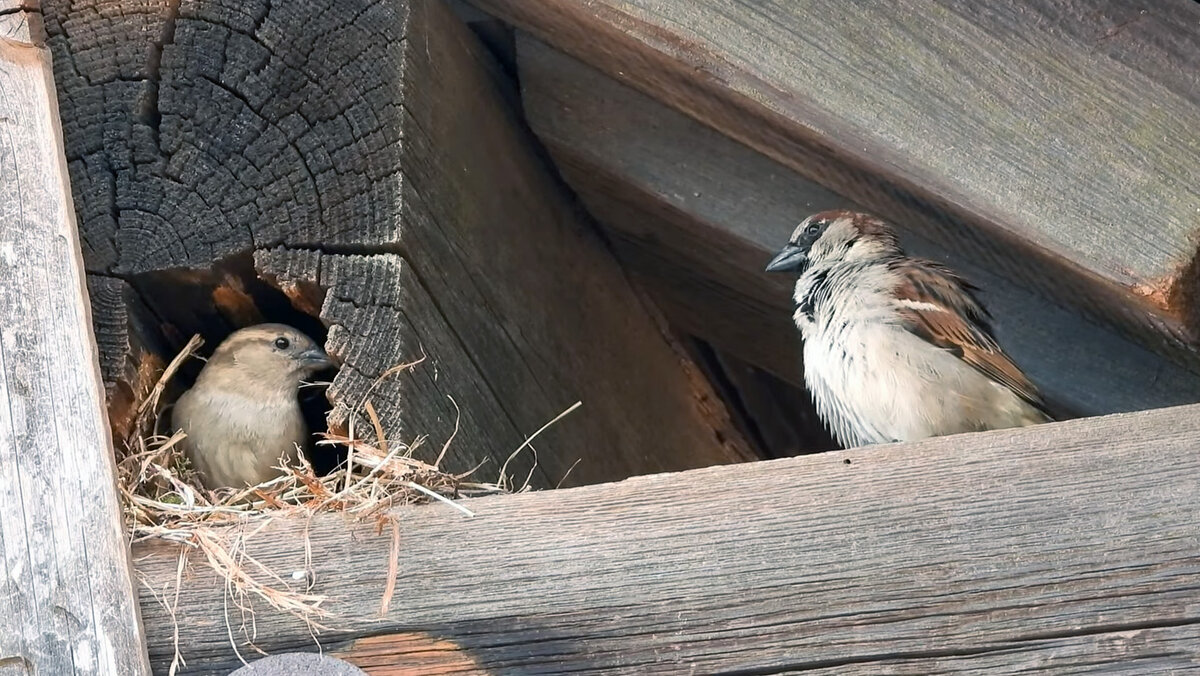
<box><xmin>274</xmin><ymin>337</ymin><xmax>290</xmax><ymax>350</ymax></box>
<box><xmin>807</xmin><ymin>223</ymin><xmax>822</xmax><ymax>235</ymax></box>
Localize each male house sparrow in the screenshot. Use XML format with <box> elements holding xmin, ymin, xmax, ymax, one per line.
<box><xmin>765</xmin><ymin>210</ymin><xmax>1050</xmax><ymax>447</ymax></box>
<box><xmin>172</xmin><ymin>323</ymin><xmax>332</xmax><ymax>488</ymax></box>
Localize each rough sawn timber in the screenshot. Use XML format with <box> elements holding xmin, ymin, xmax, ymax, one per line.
<box><xmin>133</xmin><ymin>402</ymin><xmax>1200</xmax><ymax>674</ymax></box>
<box><xmin>41</xmin><ymin>0</ymin><xmax>753</xmax><ymax>487</ymax></box>
<box><xmin>517</xmin><ymin>38</ymin><xmax>1200</xmax><ymax>419</ymax></box>
<box><xmin>465</xmin><ymin>0</ymin><xmax>1200</xmax><ymax>367</ymax></box>
<box><xmin>0</xmin><ymin>6</ymin><xmax>150</xmax><ymax>674</ymax></box>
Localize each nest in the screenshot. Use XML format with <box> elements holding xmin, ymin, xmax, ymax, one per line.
<box><xmin>119</xmin><ymin>335</ymin><xmax>508</xmax><ymax>672</ymax></box>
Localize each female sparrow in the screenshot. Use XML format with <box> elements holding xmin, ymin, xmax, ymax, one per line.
<box><xmin>766</xmin><ymin>210</ymin><xmax>1050</xmax><ymax>447</ymax></box>
<box><xmin>172</xmin><ymin>323</ymin><xmax>332</xmax><ymax>488</ymax></box>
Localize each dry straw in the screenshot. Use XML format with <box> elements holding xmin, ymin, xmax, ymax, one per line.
<box><xmin>119</xmin><ymin>335</ymin><xmax>510</xmax><ymax>673</ymax></box>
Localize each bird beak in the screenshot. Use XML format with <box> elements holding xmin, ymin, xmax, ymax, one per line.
<box><xmin>765</xmin><ymin>244</ymin><xmax>807</xmax><ymax>273</ymax></box>
<box><xmin>298</xmin><ymin>347</ymin><xmax>334</xmax><ymax>371</ymax></box>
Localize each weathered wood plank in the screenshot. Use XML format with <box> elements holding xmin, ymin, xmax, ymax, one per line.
<box><xmin>133</xmin><ymin>402</ymin><xmax>1200</xmax><ymax>673</ymax></box>
<box><xmin>329</xmin><ymin>624</ymin><xmax>1200</xmax><ymax>675</ymax></box>
<box><xmin>466</xmin><ymin>0</ymin><xmax>1200</xmax><ymax>365</ymax></box>
<box><xmin>0</xmin><ymin>1</ymin><xmax>41</xmax><ymax>42</ymax></box>
<box><xmin>382</xmin><ymin>0</ymin><xmax>755</xmax><ymax>484</ymax></box>
<box><xmin>43</xmin><ymin>0</ymin><xmax>755</xmax><ymax>488</ymax></box>
<box><xmin>255</xmin><ymin>248</ymin><xmax>544</xmax><ymax>483</ymax></box>
<box><xmin>795</xmin><ymin>625</ymin><xmax>1200</xmax><ymax>674</ymax></box>
<box><xmin>0</xmin><ymin>17</ymin><xmax>149</xmax><ymax>675</ymax></box>
<box><xmin>518</xmin><ymin>38</ymin><xmax>1200</xmax><ymax>418</ymax></box>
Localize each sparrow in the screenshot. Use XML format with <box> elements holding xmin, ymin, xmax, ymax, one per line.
<box><xmin>765</xmin><ymin>210</ymin><xmax>1050</xmax><ymax>448</ymax></box>
<box><xmin>172</xmin><ymin>323</ymin><xmax>332</xmax><ymax>489</ymax></box>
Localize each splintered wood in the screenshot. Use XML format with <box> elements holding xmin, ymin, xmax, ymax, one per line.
<box><xmin>0</xmin><ymin>13</ymin><xmax>151</xmax><ymax>675</ymax></box>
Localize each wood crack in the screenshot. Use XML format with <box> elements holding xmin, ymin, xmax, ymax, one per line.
<box><xmin>133</xmin><ymin>0</ymin><xmax>180</xmax><ymax>142</ymax></box>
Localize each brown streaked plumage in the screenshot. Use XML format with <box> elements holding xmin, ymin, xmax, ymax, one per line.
<box><xmin>171</xmin><ymin>323</ymin><xmax>332</xmax><ymax>489</ymax></box>
<box><xmin>888</xmin><ymin>258</ymin><xmax>1047</xmax><ymax>413</ymax></box>
<box><xmin>766</xmin><ymin>210</ymin><xmax>1049</xmax><ymax>447</ymax></box>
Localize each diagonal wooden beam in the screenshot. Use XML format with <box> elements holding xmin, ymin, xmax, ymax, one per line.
<box><xmin>463</xmin><ymin>0</ymin><xmax>1200</xmax><ymax>368</ymax></box>
<box><xmin>133</xmin><ymin>403</ymin><xmax>1200</xmax><ymax>673</ymax></box>
<box><xmin>515</xmin><ymin>37</ymin><xmax>1200</xmax><ymax>419</ymax></box>
<box><xmin>0</xmin><ymin>4</ymin><xmax>149</xmax><ymax>673</ymax></box>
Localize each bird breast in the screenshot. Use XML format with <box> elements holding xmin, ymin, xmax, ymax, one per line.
<box><xmin>173</xmin><ymin>387</ymin><xmax>307</xmax><ymax>488</ymax></box>
<box><xmin>793</xmin><ymin>262</ymin><xmax>895</xmax><ymax>334</ymax></box>
<box><xmin>792</xmin><ymin>262</ymin><xmax>1037</xmax><ymax>447</ymax></box>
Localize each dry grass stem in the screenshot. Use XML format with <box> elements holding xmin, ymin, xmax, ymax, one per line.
<box><xmin>119</xmin><ymin>336</ymin><xmax>504</xmax><ymax>650</ymax></box>
<box><xmin>498</xmin><ymin>400</ymin><xmax>583</xmax><ymax>491</ymax></box>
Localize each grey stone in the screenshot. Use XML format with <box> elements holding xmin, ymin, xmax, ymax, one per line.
<box><xmin>229</xmin><ymin>652</ymin><xmax>369</xmax><ymax>675</ymax></box>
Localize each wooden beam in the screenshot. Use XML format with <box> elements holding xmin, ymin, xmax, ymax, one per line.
<box><xmin>465</xmin><ymin>0</ymin><xmax>1200</xmax><ymax>367</ymax></box>
<box><xmin>518</xmin><ymin>38</ymin><xmax>1200</xmax><ymax>418</ymax></box>
<box><xmin>42</xmin><ymin>0</ymin><xmax>755</xmax><ymax>488</ymax></box>
<box><xmin>133</xmin><ymin>403</ymin><xmax>1200</xmax><ymax>673</ymax></box>
<box><xmin>0</xmin><ymin>8</ymin><xmax>150</xmax><ymax>674</ymax></box>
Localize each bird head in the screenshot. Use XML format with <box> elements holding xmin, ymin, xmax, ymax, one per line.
<box><xmin>198</xmin><ymin>323</ymin><xmax>333</xmax><ymax>391</ymax></box>
<box><xmin>765</xmin><ymin>210</ymin><xmax>901</xmax><ymax>274</ymax></box>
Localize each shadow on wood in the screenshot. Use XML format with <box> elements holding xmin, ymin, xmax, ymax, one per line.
<box><xmin>516</xmin><ymin>37</ymin><xmax>1200</xmax><ymax>419</ymax></box>
<box><xmin>42</xmin><ymin>0</ymin><xmax>755</xmax><ymax>488</ymax></box>
<box><xmin>132</xmin><ymin>402</ymin><xmax>1200</xmax><ymax>673</ymax></box>
<box><xmin>466</xmin><ymin>0</ymin><xmax>1200</xmax><ymax>369</ymax></box>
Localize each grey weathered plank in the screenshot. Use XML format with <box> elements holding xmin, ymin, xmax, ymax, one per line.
<box><xmin>0</xmin><ymin>17</ymin><xmax>149</xmax><ymax>675</ymax></box>
<box><xmin>132</xmin><ymin>402</ymin><xmax>1200</xmax><ymax>674</ymax></box>
<box><xmin>518</xmin><ymin>38</ymin><xmax>1200</xmax><ymax>419</ymax></box>
<box><xmin>43</xmin><ymin>0</ymin><xmax>755</xmax><ymax>488</ymax></box>
<box><xmin>0</xmin><ymin>1</ymin><xmax>41</xmax><ymax>42</ymax></box>
<box><xmin>793</xmin><ymin>625</ymin><xmax>1200</xmax><ymax>674</ymax></box>
<box><xmin>382</xmin><ymin>0</ymin><xmax>755</xmax><ymax>484</ymax></box>
<box><xmin>255</xmin><ymin>248</ymin><xmax>544</xmax><ymax>483</ymax></box>
<box><xmin>466</xmin><ymin>0</ymin><xmax>1200</xmax><ymax>365</ymax></box>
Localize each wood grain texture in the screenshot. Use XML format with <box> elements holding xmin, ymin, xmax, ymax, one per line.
<box><xmin>42</xmin><ymin>0</ymin><xmax>754</xmax><ymax>488</ymax></box>
<box><xmin>0</xmin><ymin>28</ymin><xmax>149</xmax><ymax>676</ymax></box>
<box><xmin>518</xmin><ymin>39</ymin><xmax>1200</xmax><ymax>419</ymax></box>
<box><xmin>255</xmin><ymin>248</ymin><xmax>542</xmax><ymax>483</ymax></box>
<box><xmin>466</xmin><ymin>0</ymin><xmax>1200</xmax><ymax>365</ymax></box>
<box><xmin>0</xmin><ymin>2</ymin><xmax>40</xmax><ymax>43</ymax></box>
<box><xmin>332</xmin><ymin>632</ymin><xmax>489</xmax><ymax>675</ymax></box>
<box><xmin>84</xmin><ymin>274</ymin><xmax>167</xmax><ymax>444</ymax></box>
<box><xmin>132</xmin><ymin>402</ymin><xmax>1200</xmax><ymax>674</ymax></box>
<box><xmin>384</xmin><ymin>0</ymin><xmax>754</xmax><ymax>484</ymax></box>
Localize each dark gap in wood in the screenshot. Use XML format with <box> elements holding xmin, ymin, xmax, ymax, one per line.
<box><xmin>681</xmin><ymin>337</ymin><xmax>839</xmax><ymax>459</ymax></box>
<box><xmin>683</xmin><ymin>337</ymin><xmax>773</xmax><ymax>457</ymax></box>
<box><xmin>710</xmin><ymin>349</ymin><xmax>839</xmax><ymax>457</ymax></box>
<box><xmin>1004</xmin><ymin>614</ymin><xmax>1200</xmax><ymax>645</ymax></box>
<box><xmin>459</xmin><ymin>15</ymin><xmax>518</xmax><ymax>85</ymax></box>
<box><xmin>720</xmin><ymin>614</ymin><xmax>1200</xmax><ymax>675</ymax></box>
<box><xmin>262</xmin><ymin>240</ymin><xmax>406</xmax><ymax>259</ymax></box>
<box><xmin>132</xmin><ymin>0</ymin><xmax>180</xmax><ymax>141</ymax></box>
<box><xmin>126</xmin><ymin>253</ymin><xmax>341</xmax><ymax>474</ymax></box>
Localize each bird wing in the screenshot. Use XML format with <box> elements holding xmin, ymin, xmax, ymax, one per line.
<box><xmin>889</xmin><ymin>258</ymin><xmax>1049</xmax><ymax>414</ymax></box>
